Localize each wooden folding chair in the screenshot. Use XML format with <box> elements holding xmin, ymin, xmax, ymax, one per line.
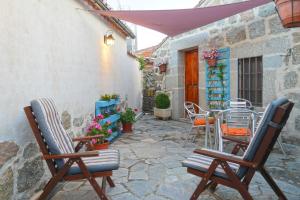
<box><xmin>24</xmin><ymin>98</ymin><xmax>119</xmax><ymax>200</ymax></box>
<box><xmin>182</xmin><ymin>98</ymin><xmax>294</xmax><ymax>200</ymax></box>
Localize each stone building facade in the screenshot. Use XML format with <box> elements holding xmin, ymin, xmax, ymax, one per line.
<box><xmin>0</xmin><ymin>0</ymin><xmax>141</xmax><ymax>199</ymax></box>
<box><xmin>152</xmin><ymin>1</ymin><xmax>300</xmax><ymax>142</ymax></box>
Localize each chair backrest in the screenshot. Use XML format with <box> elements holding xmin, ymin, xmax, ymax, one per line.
<box><xmin>225</xmin><ymin>98</ymin><xmax>252</xmax><ymax>109</ymax></box>
<box><xmin>236</xmin><ymin>97</ymin><xmax>293</xmax><ymax>178</ymax></box>
<box><xmin>184</xmin><ymin>101</ymin><xmax>208</xmax><ymax>121</ymax></box>
<box><xmin>225</xmin><ymin>109</ymin><xmax>253</xmax><ymax>129</ymax></box>
<box><xmin>28</xmin><ymin>98</ymin><xmax>74</xmax><ymax>168</ymax></box>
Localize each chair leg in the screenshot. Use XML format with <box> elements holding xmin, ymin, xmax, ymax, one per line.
<box><xmin>260</xmin><ymin>167</ymin><xmax>287</xmax><ymax>200</ymax></box>
<box><xmin>102</xmin><ymin>177</ymin><xmax>107</xmax><ymax>194</ymax></box>
<box><xmin>107</xmin><ymin>176</ymin><xmax>115</xmax><ymax>187</ymax></box>
<box><xmin>277</xmin><ymin>136</ymin><xmax>287</xmax><ymax>156</ymax></box>
<box><xmin>39</xmin><ymin>160</ymin><xmax>74</xmax><ymax>200</ymax></box>
<box><xmin>76</xmin><ymin>159</ymin><xmax>108</xmax><ymax>200</ymax></box>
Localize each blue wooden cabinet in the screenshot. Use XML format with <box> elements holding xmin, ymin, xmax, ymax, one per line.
<box><xmin>205</xmin><ymin>47</ymin><xmax>231</xmax><ymax>109</ymax></box>
<box><xmin>95</xmin><ymin>99</ymin><xmax>121</xmax><ymax>143</ymax></box>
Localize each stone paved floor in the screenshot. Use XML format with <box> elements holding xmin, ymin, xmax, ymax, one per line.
<box><xmin>51</xmin><ymin>115</ymin><xmax>300</xmax><ymax>200</ymax></box>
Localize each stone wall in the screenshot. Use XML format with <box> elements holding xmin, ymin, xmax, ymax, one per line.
<box><xmin>0</xmin><ymin>0</ymin><xmax>142</xmax><ymax>199</ymax></box>
<box><xmin>152</xmin><ymin>1</ymin><xmax>300</xmax><ymax>141</ymax></box>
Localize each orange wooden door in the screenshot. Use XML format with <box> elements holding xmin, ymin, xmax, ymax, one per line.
<box><xmin>185</xmin><ymin>50</ymin><xmax>199</xmax><ymax>107</ymax></box>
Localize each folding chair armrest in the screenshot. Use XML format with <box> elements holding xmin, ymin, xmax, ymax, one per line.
<box><xmin>222</xmin><ymin>136</ymin><xmax>249</xmax><ymax>145</ymax></box>
<box><xmin>43</xmin><ymin>151</ymin><xmax>99</xmax><ymax>160</ymax></box>
<box><xmin>72</xmin><ymin>135</ymin><xmax>103</xmax><ymax>142</ymax></box>
<box><xmin>193</xmin><ymin>149</ymin><xmax>257</xmax><ymax>168</ymax></box>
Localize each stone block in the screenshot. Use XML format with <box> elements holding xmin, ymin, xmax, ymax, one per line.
<box><xmin>61</xmin><ymin>111</ymin><xmax>71</xmax><ymax>130</ymax></box>
<box><xmin>23</xmin><ymin>142</ymin><xmax>38</xmax><ymax>159</ymax></box>
<box><xmin>263</xmin><ymin>70</ymin><xmax>277</xmax><ymax>106</ymax></box>
<box><xmin>226</xmin><ymin>26</ymin><xmax>247</xmax><ymax>44</ymax></box>
<box><xmin>232</xmin><ymin>41</ymin><xmax>263</xmax><ymax>58</ymax></box>
<box><xmin>240</xmin><ymin>10</ymin><xmax>254</xmax><ymax>22</ymax></box>
<box><xmin>248</xmin><ymin>20</ymin><xmax>265</xmax><ymax>39</ymax></box>
<box><xmin>286</xmin><ymin>92</ymin><xmax>300</xmax><ymax>109</ymax></box>
<box><xmin>264</xmin><ymin>37</ymin><xmax>290</xmax><ymax>54</ymax></box>
<box><xmin>283</xmin><ymin>71</ymin><xmax>298</xmax><ymax>89</ymax></box>
<box><xmin>208</xmin><ymin>35</ymin><xmax>224</xmax><ymax>48</ymax></box>
<box><xmin>295</xmin><ymin>115</ymin><xmax>300</xmax><ymax>131</ymax></box>
<box><xmin>170</xmin><ymin>32</ymin><xmax>209</xmax><ymax>50</ymax></box>
<box><xmin>0</xmin><ymin>141</ymin><xmax>19</xmax><ymax>168</ymax></box>
<box><xmin>269</xmin><ymin>16</ymin><xmax>289</xmax><ymax>35</ymax></box>
<box><xmin>0</xmin><ymin>167</ymin><xmax>14</xmax><ymax>200</ymax></box>
<box><xmin>228</xmin><ymin>15</ymin><xmax>237</xmax><ymax>24</ymax></box>
<box><xmin>17</xmin><ymin>156</ymin><xmax>44</xmax><ymax>192</ymax></box>
<box><xmin>258</xmin><ymin>3</ymin><xmax>276</xmax><ymax>17</ymax></box>
<box><xmin>293</xmin><ymin>32</ymin><xmax>300</xmax><ymax>43</ymax></box>
<box><xmin>293</xmin><ymin>44</ymin><xmax>300</xmax><ymax>65</ymax></box>
<box><xmin>263</xmin><ymin>55</ymin><xmax>283</xmax><ymax>69</ymax></box>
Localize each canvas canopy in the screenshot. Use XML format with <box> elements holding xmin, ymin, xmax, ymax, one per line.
<box><xmin>97</xmin><ymin>0</ymin><xmax>271</xmax><ymax>36</ymax></box>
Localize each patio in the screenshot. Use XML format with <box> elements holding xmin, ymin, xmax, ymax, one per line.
<box><xmin>50</xmin><ymin>115</ymin><xmax>300</xmax><ymax>200</ymax></box>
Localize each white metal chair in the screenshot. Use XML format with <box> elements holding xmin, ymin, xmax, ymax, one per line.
<box><xmin>215</xmin><ymin>108</ymin><xmax>258</xmax><ymax>152</ymax></box>
<box><xmin>225</xmin><ymin>98</ymin><xmax>253</xmax><ymax>109</ymax></box>
<box><xmin>184</xmin><ymin>101</ymin><xmax>214</xmax><ymax>148</ymax></box>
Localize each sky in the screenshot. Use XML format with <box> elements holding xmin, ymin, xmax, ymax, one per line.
<box><xmin>106</xmin><ymin>0</ymin><xmax>200</xmax><ymax>50</ymax></box>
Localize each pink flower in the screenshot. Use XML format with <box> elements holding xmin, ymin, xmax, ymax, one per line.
<box><xmin>91</xmin><ymin>139</ymin><xmax>97</xmax><ymax>144</ymax></box>
<box><xmin>95</xmin><ymin>124</ymin><xmax>102</xmax><ymax>130</ymax></box>
<box><xmin>106</xmin><ymin>120</ymin><xmax>111</xmax><ymax>125</ymax></box>
<box><xmin>108</xmin><ymin>129</ymin><xmax>112</xmax><ymax>134</ymax></box>
<box><xmin>97</xmin><ymin>114</ymin><xmax>104</xmax><ymax>119</ymax></box>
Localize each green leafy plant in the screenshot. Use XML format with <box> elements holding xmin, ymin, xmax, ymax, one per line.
<box><xmin>111</xmin><ymin>94</ymin><xmax>120</xmax><ymax>100</ymax></box>
<box><xmin>120</xmin><ymin>108</ymin><xmax>136</xmax><ymax>123</ymax></box>
<box><xmin>101</xmin><ymin>94</ymin><xmax>111</xmax><ymax>101</ymax></box>
<box><xmin>137</xmin><ymin>56</ymin><xmax>146</xmax><ymax>71</ymax></box>
<box><xmin>155</xmin><ymin>93</ymin><xmax>170</xmax><ymax>109</ymax></box>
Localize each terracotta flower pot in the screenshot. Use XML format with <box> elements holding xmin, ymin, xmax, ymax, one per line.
<box><xmin>93</xmin><ymin>142</ymin><xmax>109</xmax><ymax>150</ymax></box>
<box><xmin>206</xmin><ymin>59</ymin><xmax>217</xmax><ymax>67</ymax></box>
<box><xmin>275</xmin><ymin>0</ymin><xmax>300</xmax><ymax>28</ymax></box>
<box><xmin>159</xmin><ymin>64</ymin><xmax>167</xmax><ymax>73</ymax></box>
<box><xmin>122</xmin><ymin>123</ymin><xmax>133</xmax><ymax>133</ymax></box>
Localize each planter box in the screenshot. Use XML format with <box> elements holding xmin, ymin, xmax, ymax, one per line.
<box><xmin>154</xmin><ymin>107</ymin><xmax>172</xmax><ymax>120</ymax></box>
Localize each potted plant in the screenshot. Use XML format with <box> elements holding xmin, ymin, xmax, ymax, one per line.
<box><xmin>137</xmin><ymin>56</ymin><xmax>146</xmax><ymax>71</ymax></box>
<box><xmin>158</xmin><ymin>63</ymin><xmax>167</xmax><ymax>73</ymax></box>
<box><xmin>101</xmin><ymin>94</ymin><xmax>111</xmax><ymax>101</ymax></box>
<box><xmin>86</xmin><ymin>114</ymin><xmax>112</xmax><ymax>150</ymax></box>
<box><xmin>111</xmin><ymin>94</ymin><xmax>120</xmax><ymax>100</ymax></box>
<box><xmin>120</xmin><ymin>108</ymin><xmax>136</xmax><ymax>133</ymax></box>
<box><xmin>274</xmin><ymin>0</ymin><xmax>300</xmax><ymax>28</ymax></box>
<box><xmin>203</xmin><ymin>48</ymin><xmax>219</xmax><ymax>66</ymax></box>
<box><xmin>154</xmin><ymin>93</ymin><xmax>171</xmax><ymax>120</ymax></box>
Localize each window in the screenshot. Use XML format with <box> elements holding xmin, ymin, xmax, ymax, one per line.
<box><xmin>238</xmin><ymin>56</ymin><xmax>263</xmax><ymax>107</ymax></box>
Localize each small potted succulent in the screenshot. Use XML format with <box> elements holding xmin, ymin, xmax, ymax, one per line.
<box><xmin>120</xmin><ymin>108</ymin><xmax>136</xmax><ymax>133</ymax></box>
<box><xmin>111</xmin><ymin>94</ymin><xmax>120</xmax><ymax>101</ymax></box>
<box><xmin>101</xmin><ymin>94</ymin><xmax>111</xmax><ymax>101</ymax></box>
<box><xmin>86</xmin><ymin>114</ymin><xmax>112</xmax><ymax>150</ymax></box>
<box><xmin>154</xmin><ymin>93</ymin><xmax>171</xmax><ymax>120</ymax></box>
<box><xmin>203</xmin><ymin>48</ymin><xmax>219</xmax><ymax>67</ymax></box>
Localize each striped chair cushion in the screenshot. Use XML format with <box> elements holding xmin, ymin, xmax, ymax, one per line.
<box><xmin>31</xmin><ymin>98</ymin><xmax>74</xmax><ymax>167</ymax></box>
<box><xmin>182</xmin><ymin>151</ymin><xmax>240</xmax><ymax>179</ymax></box>
<box><xmin>68</xmin><ymin>149</ymin><xmax>120</xmax><ymax>175</ymax></box>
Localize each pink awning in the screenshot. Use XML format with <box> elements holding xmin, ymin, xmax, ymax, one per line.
<box><xmin>97</xmin><ymin>0</ymin><xmax>271</xmax><ymax>36</ymax></box>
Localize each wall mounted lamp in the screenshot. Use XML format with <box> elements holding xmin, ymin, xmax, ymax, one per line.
<box><xmin>104</xmin><ymin>30</ymin><xmax>115</xmax><ymax>46</ymax></box>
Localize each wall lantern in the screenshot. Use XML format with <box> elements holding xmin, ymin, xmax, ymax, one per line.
<box><xmin>274</xmin><ymin>0</ymin><xmax>300</xmax><ymax>28</ymax></box>
<box><xmin>104</xmin><ymin>30</ymin><xmax>115</xmax><ymax>46</ymax></box>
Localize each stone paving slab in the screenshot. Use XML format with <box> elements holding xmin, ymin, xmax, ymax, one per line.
<box><xmin>51</xmin><ymin>115</ymin><xmax>300</xmax><ymax>200</ymax></box>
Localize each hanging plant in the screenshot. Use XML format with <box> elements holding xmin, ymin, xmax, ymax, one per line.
<box><xmin>203</xmin><ymin>48</ymin><xmax>219</xmax><ymax>66</ymax></box>
<box><xmin>274</xmin><ymin>0</ymin><xmax>300</xmax><ymax>28</ymax></box>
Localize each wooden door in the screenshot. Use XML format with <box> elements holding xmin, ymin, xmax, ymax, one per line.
<box><xmin>185</xmin><ymin>50</ymin><xmax>199</xmax><ymax>107</ymax></box>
